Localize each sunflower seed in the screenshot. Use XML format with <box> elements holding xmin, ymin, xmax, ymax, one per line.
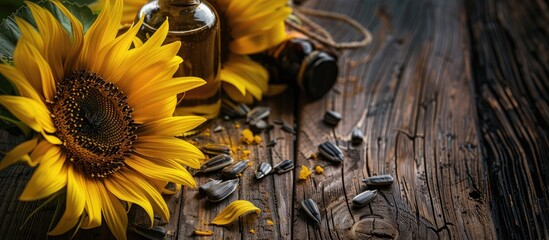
<box><xmin>205</xmin><ymin>178</ymin><xmax>240</xmax><ymax>202</ymax></box>
<box><xmin>247</xmin><ymin>106</ymin><xmax>270</xmax><ymax>125</ymax></box>
<box><xmin>318</xmin><ymin>141</ymin><xmax>344</xmax><ymax>162</ymax></box>
<box><xmin>323</xmin><ymin>110</ymin><xmax>342</xmax><ymax>126</ymax></box>
<box><xmin>301</xmin><ymin>199</ymin><xmax>321</xmax><ymax>224</ymax></box>
<box><xmin>221</xmin><ymin>160</ymin><xmax>250</xmax><ymax>179</ymax></box>
<box><xmin>352</xmin><ymin>190</ymin><xmax>377</xmax><ymax>207</ymax></box>
<box><xmin>221</xmin><ymin>99</ymin><xmax>249</xmax><ymax>117</ymax></box>
<box><xmin>273</xmin><ymin>159</ymin><xmax>294</xmax><ymax>174</ymax></box>
<box><xmin>281</xmin><ymin>124</ymin><xmax>295</xmax><ymax>134</ymax></box>
<box><xmin>198</xmin><ymin>154</ymin><xmax>233</xmax><ymax>173</ymax></box>
<box><xmin>213</xmin><ymin>125</ymin><xmax>223</xmax><ymax>132</ymax></box>
<box><xmin>199</xmin><ymin>144</ymin><xmax>231</xmax><ymax>156</ymax></box>
<box><xmin>198</xmin><ymin>179</ymin><xmax>222</xmax><ymax>195</ymax></box>
<box><xmin>131</xmin><ymin>224</ymin><xmax>167</xmax><ymax>240</ymax></box>
<box><xmin>250</xmin><ymin>119</ymin><xmax>268</xmax><ymax>134</ymax></box>
<box><xmin>362</xmin><ymin>174</ymin><xmax>394</xmax><ymax>186</ymax></box>
<box><xmin>255</xmin><ymin>162</ymin><xmax>273</xmax><ymax>179</ymax></box>
<box><xmin>266</xmin><ymin>139</ymin><xmax>277</xmax><ymax>147</ymax></box>
<box><xmin>351</xmin><ymin>127</ymin><xmax>364</xmax><ymax>145</ymax></box>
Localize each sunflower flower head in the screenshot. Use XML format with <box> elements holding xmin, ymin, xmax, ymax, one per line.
<box><xmin>0</xmin><ymin>0</ymin><xmax>207</xmax><ymax>239</ymax></box>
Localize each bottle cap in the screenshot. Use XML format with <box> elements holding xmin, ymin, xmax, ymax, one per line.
<box><xmin>298</xmin><ymin>51</ymin><xmax>338</xmax><ymax>100</ymax></box>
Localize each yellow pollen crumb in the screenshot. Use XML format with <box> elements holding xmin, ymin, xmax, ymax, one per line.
<box><xmin>266</xmin><ymin>220</ymin><xmax>274</xmax><ymax>226</ymax></box>
<box><xmin>237</xmin><ymin>173</ymin><xmax>243</xmax><ymax>177</ymax></box>
<box><xmin>241</xmin><ymin>149</ymin><xmax>252</xmax><ymax>159</ymax></box>
<box><xmin>299</xmin><ymin>165</ymin><xmax>313</xmax><ymax>180</ymax></box>
<box><xmin>254</xmin><ymin>135</ymin><xmax>263</xmax><ymax>144</ymax></box>
<box><xmin>241</xmin><ymin>129</ymin><xmax>255</xmax><ymax>144</ymax></box>
<box><xmin>235</xmin><ymin>123</ymin><xmax>241</xmax><ymax>129</ymax></box>
<box><xmin>315</xmin><ymin>165</ymin><xmax>324</xmax><ymax>174</ymax></box>
<box><xmin>249</xmin><ymin>229</ymin><xmax>255</xmax><ymax>234</ymax></box>
<box><xmin>309</xmin><ymin>153</ymin><xmax>317</xmax><ymax>160</ymax></box>
<box><xmin>193</xmin><ymin>229</ymin><xmax>214</xmax><ymax>236</ymax></box>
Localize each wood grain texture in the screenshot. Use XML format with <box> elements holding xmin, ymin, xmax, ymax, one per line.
<box><xmin>0</xmin><ymin>0</ymin><xmax>548</xmax><ymax>239</ymax></box>
<box><xmin>467</xmin><ymin>0</ymin><xmax>549</xmax><ymax>238</ymax></box>
<box><xmin>292</xmin><ymin>0</ymin><xmax>495</xmax><ymax>239</ymax></box>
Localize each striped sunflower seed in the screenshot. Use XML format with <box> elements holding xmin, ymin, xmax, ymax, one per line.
<box><xmin>362</xmin><ymin>174</ymin><xmax>394</xmax><ymax>186</ymax></box>
<box><xmin>318</xmin><ymin>141</ymin><xmax>344</xmax><ymax>162</ymax></box>
<box><xmin>323</xmin><ymin>110</ymin><xmax>342</xmax><ymax>126</ymax></box>
<box><xmin>352</xmin><ymin>190</ymin><xmax>377</xmax><ymax>207</ymax></box>
<box><xmin>198</xmin><ymin>179</ymin><xmax>222</xmax><ymax>195</ymax></box>
<box><xmin>255</xmin><ymin>162</ymin><xmax>273</xmax><ymax>179</ymax></box>
<box><xmin>351</xmin><ymin>127</ymin><xmax>364</xmax><ymax>145</ymax></box>
<box><xmin>197</xmin><ymin>154</ymin><xmax>233</xmax><ymax>173</ymax></box>
<box><xmin>301</xmin><ymin>199</ymin><xmax>321</xmax><ymax>224</ymax></box>
<box><xmin>273</xmin><ymin>159</ymin><xmax>294</xmax><ymax>174</ymax></box>
<box><xmin>199</xmin><ymin>144</ymin><xmax>231</xmax><ymax>156</ymax></box>
<box><xmin>246</xmin><ymin>106</ymin><xmax>270</xmax><ymax>124</ymax></box>
<box><xmin>221</xmin><ymin>160</ymin><xmax>250</xmax><ymax>179</ymax></box>
<box><xmin>205</xmin><ymin>178</ymin><xmax>240</xmax><ymax>202</ymax></box>
<box><xmin>131</xmin><ymin>224</ymin><xmax>167</xmax><ymax>240</ymax></box>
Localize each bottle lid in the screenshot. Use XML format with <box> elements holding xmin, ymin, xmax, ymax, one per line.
<box><xmin>298</xmin><ymin>51</ymin><xmax>338</xmax><ymax>100</ymax></box>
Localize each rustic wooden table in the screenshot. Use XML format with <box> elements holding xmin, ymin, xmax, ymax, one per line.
<box><xmin>1</xmin><ymin>0</ymin><xmax>548</xmax><ymax>239</ymax></box>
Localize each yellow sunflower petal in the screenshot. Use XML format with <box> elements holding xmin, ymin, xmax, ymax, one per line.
<box><xmin>77</xmin><ymin>176</ymin><xmax>102</xmax><ymax>230</ymax></box>
<box><xmin>14</xmin><ymin>16</ymin><xmax>44</xmax><ymax>58</ymax></box>
<box><xmin>99</xmin><ymin>185</ymin><xmax>128</xmax><ymax>240</ymax></box>
<box><xmin>0</xmin><ymin>65</ymin><xmax>44</xmax><ymax>105</ymax></box>
<box><xmin>220</xmin><ymin>69</ymin><xmax>247</xmax><ymax>95</ymax></box>
<box><xmin>230</xmin><ymin>22</ymin><xmax>286</xmax><ymax>55</ymax></box>
<box><xmin>132</xmin><ymin>96</ymin><xmax>177</xmax><ymax>123</ymax></box>
<box><xmin>126</xmin><ymin>155</ymin><xmax>197</xmax><ymax>188</ymax></box>
<box><xmin>128</xmin><ymin>77</ymin><xmax>205</xmax><ymax>110</ymax></box>
<box><xmin>26</xmin><ymin>1</ymin><xmax>71</xmax><ymax>81</ymax></box>
<box><xmin>20</xmin><ymin>152</ymin><xmax>66</xmax><ymax>201</ymax></box>
<box><xmin>137</xmin><ymin>116</ymin><xmax>207</xmax><ymax>136</ymax></box>
<box><xmin>13</xmin><ymin>38</ymin><xmax>56</xmax><ymax>101</ymax></box>
<box><xmin>134</xmin><ymin>136</ymin><xmax>203</xmax><ymax>168</ymax></box>
<box><xmin>0</xmin><ymin>137</ymin><xmax>37</xmax><ymax>170</ymax></box>
<box><xmin>221</xmin><ymin>68</ymin><xmax>263</xmax><ymax>100</ymax></box>
<box><xmin>0</xmin><ymin>96</ymin><xmax>54</xmax><ymax>133</ymax></box>
<box><xmin>222</xmin><ymin>82</ymin><xmax>254</xmax><ymax>104</ymax></box>
<box><xmin>105</xmin><ymin>172</ymin><xmax>155</xmax><ymax>227</ymax></box>
<box><xmin>51</xmin><ymin>0</ymin><xmax>84</xmax><ymax>72</ymax></box>
<box><xmin>48</xmin><ymin>166</ymin><xmax>85</xmax><ymax>235</ymax></box>
<box><xmin>230</xmin><ymin>7</ymin><xmax>292</xmax><ymax>39</ymax></box>
<box><xmin>211</xmin><ymin>200</ymin><xmax>261</xmax><ymax>225</ymax></box>
<box><xmin>116</xmin><ymin>169</ymin><xmax>171</xmax><ymax>221</ymax></box>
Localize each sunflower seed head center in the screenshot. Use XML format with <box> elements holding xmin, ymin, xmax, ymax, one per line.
<box><xmin>51</xmin><ymin>69</ymin><xmax>136</xmax><ymax>178</ymax></box>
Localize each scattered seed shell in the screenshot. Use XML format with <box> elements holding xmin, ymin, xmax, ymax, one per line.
<box><xmin>131</xmin><ymin>224</ymin><xmax>167</xmax><ymax>240</ymax></box>
<box><xmin>213</xmin><ymin>125</ymin><xmax>223</xmax><ymax>132</ymax></box>
<box><xmin>301</xmin><ymin>199</ymin><xmax>321</xmax><ymax>224</ymax></box>
<box><xmin>318</xmin><ymin>141</ymin><xmax>344</xmax><ymax>162</ymax></box>
<box><xmin>351</xmin><ymin>127</ymin><xmax>364</xmax><ymax>145</ymax></box>
<box><xmin>246</xmin><ymin>106</ymin><xmax>270</xmax><ymax>124</ymax></box>
<box><xmin>255</xmin><ymin>162</ymin><xmax>273</xmax><ymax>179</ymax></box>
<box><xmin>198</xmin><ymin>154</ymin><xmax>233</xmax><ymax>173</ymax></box>
<box><xmin>352</xmin><ymin>190</ymin><xmax>377</xmax><ymax>207</ymax></box>
<box><xmin>250</xmin><ymin>119</ymin><xmax>268</xmax><ymax>134</ymax></box>
<box><xmin>362</xmin><ymin>174</ymin><xmax>394</xmax><ymax>186</ymax></box>
<box><xmin>198</xmin><ymin>179</ymin><xmax>222</xmax><ymax>195</ymax></box>
<box><xmin>205</xmin><ymin>178</ymin><xmax>240</xmax><ymax>202</ymax></box>
<box><xmin>273</xmin><ymin>159</ymin><xmax>294</xmax><ymax>174</ymax></box>
<box><xmin>200</xmin><ymin>144</ymin><xmax>231</xmax><ymax>156</ymax></box>
<box><xmin>281</xmin><ymin>124</ymin><xmax>295</xmax><ymax>134</ymax></box>
<box><xmin>323</xmin><ymin>110</ymin><xmax>342</xmax><ymax>126</ymax></box>
<box><xmin>221</xmin><ymin>160</ymin><xmax>250</xmax><ymax>179</ymax></box>
<box><xmin>266</xmin><ymin>139</ymin><xmax>277</xmax><ymax>147</ymax></box>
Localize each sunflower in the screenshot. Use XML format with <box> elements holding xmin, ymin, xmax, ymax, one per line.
<box><xmin>0</xmin><ymin>0</ymin><xmax>206</xmax><ymax>239</ymax></box>
<box><xmin>91</xmin><ymin>0</ymin><xmax>291</xmax><ymax>104</ymax></box>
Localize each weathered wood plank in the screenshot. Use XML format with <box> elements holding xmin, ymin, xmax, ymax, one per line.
<box><xmin>292</xmin><ymin>0</ymin><xmax>495</xmax><ymax>239</ymax></box>
<box><xmin>467</xmin><ymin>0</ymin><xmax>549</xmax><ymax>238</ymax></box>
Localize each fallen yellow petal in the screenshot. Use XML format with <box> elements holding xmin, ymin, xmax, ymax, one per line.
<box><xmin>193</xmin><ymin>229</ymin><xmax>214</xmax><ymax>236</ymax></box>
<box><xmin>299</xmin><ymin>165</ymin><xmax>313</xmax><ymax>180</ymax></box>
<box><xmin>315</xmin><ymin>166</ymin><xmax>324</xmax><ymax>174</ymax></box>
<box><xmin>211</xmin><ymin>200</ymin><xmax>261</xmax><ymax>225</ymax></box>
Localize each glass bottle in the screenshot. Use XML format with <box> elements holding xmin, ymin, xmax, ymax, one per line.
<box><xmin>254</xmin><ymin>38</ymin><xmax>338</xmax><ymax>100</ymax></box>
<box><xmin>134</xmin><ymin>0</ymin><xmax>221</xmax><ymax>132</ymax></box>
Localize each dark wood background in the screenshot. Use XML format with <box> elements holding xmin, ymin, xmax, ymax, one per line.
<box><xmin>1</xmin><ymin>0</ymin><xmax>548</xmax><ymax>239</ymax></box>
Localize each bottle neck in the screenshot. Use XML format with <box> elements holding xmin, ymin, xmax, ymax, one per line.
<box><xmin>157</xmin><ymin>0</ymin><xmax>200</xmax><ymax>9</ymax></box>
